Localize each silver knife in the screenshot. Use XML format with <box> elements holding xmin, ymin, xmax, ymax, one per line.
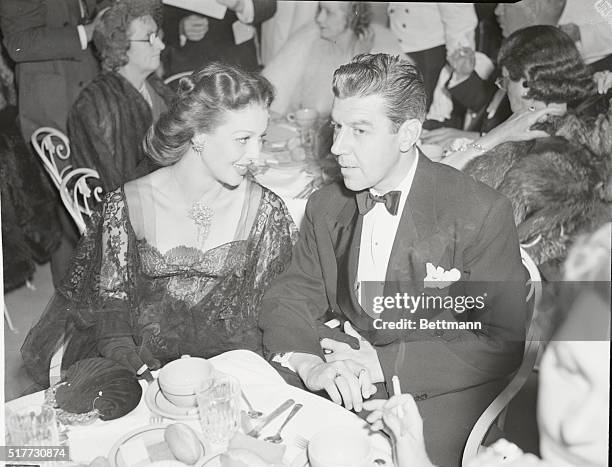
<box><xmin>247</xmin><ymin>399</ymin><xmax>295</xmax><ymax>438</ymax></box>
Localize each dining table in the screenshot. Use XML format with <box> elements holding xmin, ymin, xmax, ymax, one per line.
<box><xmin>5</xmin><ymin>350</ymin><xmax>393</xmax><ymax>466</ymax></box>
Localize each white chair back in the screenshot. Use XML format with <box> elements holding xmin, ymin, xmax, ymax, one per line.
<box><xmin>31</xmin><ymin>127</ymin><xmax>102</xmax><ymax>235</ymax></box>
<box><xmin>31</xmin><ymin>127</ymin><xmax>73</xmax><ymax>189</ymax></box>
<box><xmin>59</xmin><ymin>168</ymin><xmax>104</xmax><ymax>235</ymax></box>
<box><xmin>462</xmin><ymin>247</ymin><xmax>542</xmax><ymax>464</ymax></box>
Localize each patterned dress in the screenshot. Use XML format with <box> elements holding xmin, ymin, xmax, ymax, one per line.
<box><xmin>21</xmin><ymin>181</ymin><xmax>298</xmax><ymax>386</ymax></box>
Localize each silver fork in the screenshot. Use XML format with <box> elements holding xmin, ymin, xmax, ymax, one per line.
<box><xmin>294</xmin><ymin>435</ymin><xmax>309</xmax><ymax>450</ymax></box>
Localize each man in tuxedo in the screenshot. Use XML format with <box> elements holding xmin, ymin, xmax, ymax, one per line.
<box><xmin>260</xmin><ymin>54</ymin><xmax>528</xmax><ymax>467</ymax></box>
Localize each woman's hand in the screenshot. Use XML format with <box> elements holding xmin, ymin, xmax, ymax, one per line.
<box><xmin>421</xmin><ymin>128</ymin><xmax>480</xmax><ymax>150</ymax></box>
<box><xmin>594</xmin><ymin>71</ymin><xmax>612</xmax><ymax>95</ymax></box>
<box><xmin>479</xmin><ymin>104</ymin><xmax>566</xmax><ymax>149</ymax></box>
<box><xmin>363</xmin><ymin>395</ymin><xmax>435</xmax><ymax>467</ymax></box>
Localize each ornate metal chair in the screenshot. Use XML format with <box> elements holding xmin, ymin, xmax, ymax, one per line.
<box><xmin>31</xmin><ymin>127</ymin><xmax>103</xmax><ymax>384</ymax></box>
<box><xmin>462</xmin><ymin>247</ymin><xmax>543</xmax><ymax>464</ymax></box>
<box><xmin>31</xmin><ymin>127</ymin><xmax>103</xmax><ymax>235</ymax></box>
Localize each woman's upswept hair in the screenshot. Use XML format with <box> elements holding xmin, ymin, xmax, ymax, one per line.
<box><xmin>144</xmin><ymin>63</ymin><xmax>275</xmax><ymax>166</ymax></box>
<box><xmin>94</xmin><ymin>0</ymin><xmax>162</xmax><ymax>72</ymax></box>
<box><xmin>498</xmin><ymin>25</ymin><xmax>595</xmax><ymax>107</ymax></box>
<box><xmin>332</xmin><ymin>53</ymin><xmax>426</xmax><ymax>131</ymax></box>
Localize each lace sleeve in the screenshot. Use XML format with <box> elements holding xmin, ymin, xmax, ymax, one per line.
<box><xmin>99</xmin><ymin>190</ymin><xmax>130</xmax><ymax>300</ymax></box>
<box><xmin>95</xmin><ymin>189</ymin><xmax>161</xmax><ymax>371</ymax></box>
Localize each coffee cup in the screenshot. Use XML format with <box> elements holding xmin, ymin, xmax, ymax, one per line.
<box><xmin>157</xmin><ymin>355</ymin><xmax>214</xmax><ymax>407</ymax></box>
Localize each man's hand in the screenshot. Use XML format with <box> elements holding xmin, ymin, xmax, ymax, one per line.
<box><xmin>448</xmin><ymin>47</ymin><xmax>475</xmax><ymax>83</ymax></box>
<box><xmin>298</xmin><ymin>358</ymin><xmax>376</xmax><ymax>412</ymax></box>
<box><xmin>84</xmin><ymin>7</ymin><xmax>110</xmax><ymax>43</ymax></box>
<box><xmin>180</xmin><ymin>15</ymin><xmax>209</xmax><ymax>42</ymax></box>
<box><xmin>217</xmin><ymin>0</ymin><xmax>246</xmax><ymax>15</ymax></box>
<box><xmin>321</xmin><ymin>322</ymin><xmax>385</xmax><ymax>384</ymax></box>
<box><xmin>364</xmin><ymin>395</ymin><xmax>434</xmax><ymax>467</ymax></box>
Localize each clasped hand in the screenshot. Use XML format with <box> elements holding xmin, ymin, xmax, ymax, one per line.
<box><xmin>302</xmin><ymin>322</ymin><xmax>382</xmax><ymax>411</ymax></box>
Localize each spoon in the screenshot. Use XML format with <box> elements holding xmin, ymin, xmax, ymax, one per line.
<box><xmin>241</xmin><ymin>391</ymin><xmax>263</xmax><ymax>419</ymax></box>
<box><xmin>264</xmin><ymin>403</ymin><xmax>303</xmax><ymax>444</ymax></box>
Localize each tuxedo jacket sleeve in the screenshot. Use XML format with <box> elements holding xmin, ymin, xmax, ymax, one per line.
<box><xmin>259</xmin><ymin>188</ymin><xmax>332</xmax><ymax>359</ymax></box>
<box><xmin>0</xmin><ymin>0</ymin><xmax>108</xmax><ymax>62</ymax></box>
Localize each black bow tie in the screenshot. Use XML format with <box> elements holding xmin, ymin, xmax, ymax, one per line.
<box><xmin>356</xmin><ymin>190</ymin><xmax>402</xmax><ymax>216</ymax></box>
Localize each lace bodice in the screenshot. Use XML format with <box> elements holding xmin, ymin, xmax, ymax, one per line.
<box><xmin>21</xmin><ymin>179</ymin><xmax>298</xmax><ymax>385</ymax></box>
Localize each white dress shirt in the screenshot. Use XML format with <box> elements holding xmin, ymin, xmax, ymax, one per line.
<box><xmin>387</xmin><ymin>2</ymin><xmax>477</xmax><ymax>54</ymax></box>
<box><xmin>357</xmin><ymin>151</ymin><xmax>419</xmax><ymax>305</ymax></box>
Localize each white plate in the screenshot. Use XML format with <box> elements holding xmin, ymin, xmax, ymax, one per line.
<box><xmin>108</xmin><ymin>424</ymin><xmax>206</xmax><ymax>467</ymax></box>
<box><xmin>196</xmin><ymin>453</ymin><xmax>222</xmax><ymax>466</ymax></box>
<box><xmin>144</xmin><ymin>380</ymin><xmax>200</xmax><ymax>421</ymax></box>
<box><xmin>288</xmin><ymin>447</ymin><xmax>392</xmax><ymax>467</ymax></box>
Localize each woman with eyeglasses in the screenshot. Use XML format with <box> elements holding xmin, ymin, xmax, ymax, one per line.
<box><xmin>67</xmin><ymin>0</ymin><xmax>174</xmax><ymax>192</ymax></box>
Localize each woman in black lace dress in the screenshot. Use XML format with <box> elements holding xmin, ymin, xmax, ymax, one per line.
<box><xmin>22</xmin><ymin>63</ymin><xmax>298</xmax><ymax>387</ymax></box>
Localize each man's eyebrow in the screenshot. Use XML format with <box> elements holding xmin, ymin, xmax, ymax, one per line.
<box><xmin>349</xmin><ymin>119</ymin><xmax>374</xmax><ymax>128</ymax></box>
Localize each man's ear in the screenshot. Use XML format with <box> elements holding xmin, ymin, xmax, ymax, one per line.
<box><xmin>398</xmin><ymin>119</ymin><xmax>422</xmax><ymax>153</ymax></box>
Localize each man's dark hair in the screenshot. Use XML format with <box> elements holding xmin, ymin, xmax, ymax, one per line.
<box><xmin>332</xmin><ymin>53</ymin><xmax>427</xmax><ymax>132</ymax></box>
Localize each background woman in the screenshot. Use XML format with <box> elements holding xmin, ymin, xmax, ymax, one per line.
<box><xmin>263</xmin><ymin>1</ymin><xmax>407</xmax><ymax>117</ymax></box>
<box><xmin>67</xmin><ymin>0</ymin><xmax>174</xmax><ymax>192</ymax></box>
<box><xmin>434</xmin><ymin>25</ymin><xmax>603</xmax><ymax>169</ymax></box>
<box><xmin>435</xmin><ymin>26</ymin><xmax>612</xmax><ymax>277</ymax></box>
<box><xmin>21</xmin><ymin>63</ymin><xmax>297</xmax><ymax>386</ymax></box>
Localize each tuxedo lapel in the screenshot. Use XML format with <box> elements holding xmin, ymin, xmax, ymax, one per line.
<box><xmin>333</xmin><ymin>196</ymin><xmax>372</xmax><ymax>327</ymax></box>
<box><xmin>386</xmin><ymin>153</ymin><xmax>442</xmax><ymax>287</ymax></box>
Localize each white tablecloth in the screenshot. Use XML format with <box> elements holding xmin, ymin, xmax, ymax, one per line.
<box><xmin>6</xmin><ymin>350</ymin><xmax>391</xmax><ymax>465</ymax></box>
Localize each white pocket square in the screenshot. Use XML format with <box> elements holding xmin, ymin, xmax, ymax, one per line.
<box><xmin>424</xmin><ymin>262</ymin><xmax>461</xmax><ymax>289</ymax></box>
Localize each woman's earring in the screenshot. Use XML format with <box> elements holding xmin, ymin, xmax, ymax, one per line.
<box><xmin>192</xmin><ymin>139</ymin><xmax>204</xmax><ymax>154</ymax></box>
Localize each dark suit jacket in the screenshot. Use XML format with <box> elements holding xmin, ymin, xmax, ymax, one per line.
<box><xmin>162</xmin><ymin>0</ymin><xmax>276</xmax><ymax>75</ymax></box>
<box><xmin>0</xmin><ymin>0</ymin><xmax>108</xmax><ymax>141</ymax></box>
<box><xmin>449</xmin><ymin>71</ymin><xmax>512</xmax><ymax>133</ymax></box>
<box><xmin>260</xmin><ymin>154</ymin><xmax>528</xmax><ymax>466</ymax></box>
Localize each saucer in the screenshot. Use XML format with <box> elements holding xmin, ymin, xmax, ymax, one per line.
<box><xmin>144</xmin><ymin>380</ymin><xmax>200</xmax><ymax>421</ymax></box>
<box><xmin>108</xmin><ymin>424</ymin><xmax>206</xmax><ymax>467</ymax></box>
